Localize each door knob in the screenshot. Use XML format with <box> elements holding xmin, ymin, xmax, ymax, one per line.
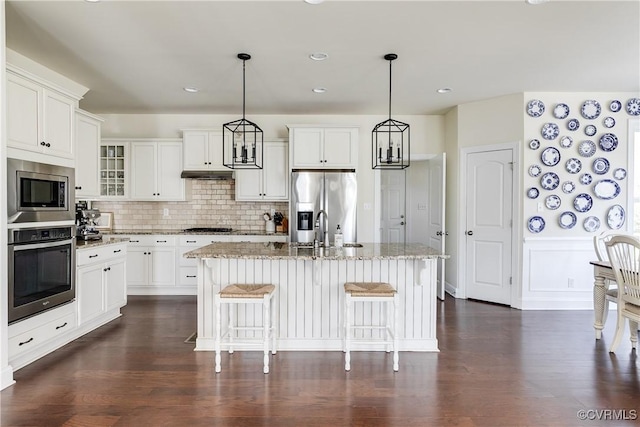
<box><xmin>466</xmin><ymin>230</ymin><xmax>474</xmax><ymax>236</ymax></box>
<box><xmin>400</xmin><ymin>222</ymin><xmax>405</xmax><ymax>225</ymax></box>
<box><xmin>400</xmin><ymin>215</ymin><xmax>405</xmax><ymax>218</ymax></box>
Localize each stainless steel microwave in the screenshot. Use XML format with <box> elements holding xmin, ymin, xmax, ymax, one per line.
<box><xmin>7</xmin><ymin>159</ymin><xmax>75</xmax><ymax>223</ymax></box>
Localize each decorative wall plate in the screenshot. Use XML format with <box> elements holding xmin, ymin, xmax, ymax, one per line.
<box><xmin>583</xmin><ymin>216</ymin><xmax>601</xmax><ymax>233</ymax></box>
<box><xmin>545</xmin><ymin>195</ymin><xmax>561</xmax><ymax>210</ymax></box>
<box><xmin>584</xmin><ymin>125</ymin><xmax>597</xmax><ymax>137</ymax></box>
<box><xmin>553</xmin><ymin>103</ymin><xmax>570</xmax><ymax>119</ymax></box>
<box><xmin>527</xmin><ymin>187</ymin><xmax>540</xmax><ymax>199</ymax></box>
<box><xmin>626</xmin><ymin>98</ymin><xmax>640</xmax><ymax>116</ymax></box>
<box><xmin>592</xmin><ymin>157</ymin><xmax>610</xmax><ymax>175</ymax></box>
<box><xmin>565</xmin><ymin>158</ymin><xmax>582</xmax><ymax>174</ymax></box>
<box><xmin>528</xmin><ymin>216</ymin><xmax>546</xmax><ymax>233</ymax></box>
<box><xmin>529</xmin><ymin>139</ymin><xmax>541</xmax><ymax>150</ymax></box>
<box><xmin>573</xmin><ymin>193</ymin><xmax>593</xmax><ymax>213</ymax></box>
<box><xmin>579</xmin><ymin>173</ymin><xmax>592</xmax><ymax>185</ymax></box>
<box><xmin>559</xmin><ymin>136</ymin><xmax>573</xmax><ymax>148</ymax></box>
<box><xmin>607</xmin><ymin>205</ymin><xmax>625</xmax><ymax>229</ymax></box>
<box><xmin>528</xmin><ymin>165</ymin><xmax>542</xmax><ymax>177</ymax></box>
<box><xmin>567</xmin><ymin>118</ymin><xmax>580</xmax><ymax>131</ymax></box>
<box><xmin>540</xmin><ymin>172</ymin><xmax>560</xmax><ymax>190</ymax></box>
<box><xmin>541</xmin><ymin>147</ymin><xmax>561</xmax><ymax>166</ymax></box>
<box><xmin>593</xmin><ymin>179</ymin><xmax>621</xmax><ymax>200</ymax></box>
<box><xmin>562</xmin><ymin>181</ymin><xmax>576</xmax><ymax>194</ymax></box>
<box><xmin>527</xmin><ymin>99</ymin><xmax>546</xmax><ymax>117</ymax></box>
<box><xmin>541</xmin><ymin>123</ymin><xmax>560</xmax><ymax>140</ymax></box>
<box><xmin>613</xmin><ymin>168</ymin><xmax>627</xmax><ymax>180</ymax></box>
<box><xmin>609</xmin><ymin>100</ymin><xmax>622</xmax><ymax>112</ymax></box>
<box><xmin>581</xmin><ymin>100</ymin><xmax>601</xmax><ymax>119</ymax></box>
<box><xmin>603</xmin><ymin>117</ymin><xmax>615</xmax><ymax>128</ymax></box>
<box><xmin>598</xmin><ymin>133</ymin><xmax>618</xmax><ymax>152</ymax></box>
<box><xmin>577</xmin><ymin>140</ymin><xmax>596</xmax><ymax>157</ymax></box>
<box><xmin>559</xmin><ymin>211</ymin><xmax>577</xmax><ymax>229</ymax></box>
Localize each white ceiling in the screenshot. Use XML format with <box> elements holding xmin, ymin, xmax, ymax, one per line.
<box><xmin>5</xmin><ymin>0</ymin><xmax>640</xmax><ymax>116</ymax></box>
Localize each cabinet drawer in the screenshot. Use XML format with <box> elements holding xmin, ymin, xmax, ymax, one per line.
<box><xmin>9</xmin><ymin>312</ymin><xmax>76</xmax><ymax>358</ymax></box>
<box><xmin>179</xmin><ymin>266</ymin><xmax>198</xmax><ymax>285</ymax></box>
<box><xmin>229</xmin><ymin>235</ymin><xmax>288</xmax><ymax>243</ymax></box>
<box><xmin>125</xmin><ymin>235</ymin><xmax>176</xmax><ymax>246</ymax></box>
<box><xmin>179</xmin><ymin>235</ymin><xmax>231</xmax><ymax>246</ymax></box>
<box><xmin>77</xmin><ymin>243</ymin><xmax>127</xmax><ymax>266</ymax></box>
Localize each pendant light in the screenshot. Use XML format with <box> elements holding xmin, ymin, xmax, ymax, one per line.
<box><xmin>372</xmin><ymin>53</ymin><xmax>410</xmax><ymax>169</ymax></box>
<box><xmin>223</xmin><ymin>53</ymin><xmax>263</xmax><ymax>169</ymax></box>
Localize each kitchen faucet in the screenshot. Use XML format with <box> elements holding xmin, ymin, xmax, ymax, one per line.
<box><xmin>314</xmin><ymin>210</ymin><xmax>329</xmax><ymax>248</ymax></box>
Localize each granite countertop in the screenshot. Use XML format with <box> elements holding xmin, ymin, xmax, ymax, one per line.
<box><xmin>184</xmin><ymin>242</ymin><xmax>448</xmax><ymax>261</ymax></box>
<box><xmin>106</xmin><ymin>229</ymin><xmax>288</xmax><ymax>237</ymax></box>
<box><xmin>76</xmin><ymin>237</ymin><xmax>129</xmax><ymax>249</ymax></box>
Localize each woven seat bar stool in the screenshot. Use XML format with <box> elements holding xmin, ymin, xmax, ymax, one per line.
<box><xmin>214</xmin><ymin>284</ymin><xmax>277</xmax><ymax>374</ymax></box>
<box><xmin>343</xmin><ymin>282</ymin><xmax>398</xmax><ymax>372</ymax></box>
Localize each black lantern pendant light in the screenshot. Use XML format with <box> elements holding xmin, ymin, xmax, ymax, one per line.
<box><xmin>223</xmin><ymin>53</ymin><xmax>263</xmax><ymax>169</ymax></box>
<box><xmin>372</xmin><ymin>53</ymin><xmax>410</xmax><ymax>169</ymax></box>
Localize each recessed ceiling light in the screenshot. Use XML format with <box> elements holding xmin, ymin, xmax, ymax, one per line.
<box><xmin>525</xmin><ymin>0</ymin><xmax>550</xmax><ymax>4</ymax></box>
<box><xmin>309</xmin><ymin>52</ymin><xmax>329</xmax><ymax>61</ymax></box>
<box><xmin>183</xmin><ymin>87</ymin><xmax>199</xmax><ymax>93</ymax></box>
<box><xmin>312</xmin><ymin>87</ymin><xmax>327</xmax><ymax>94</ymax></box>
<box><xmin>304</xmin><ymin>0</ymin><xmax>325</xmax><ymax>4</ymax></box>
<box><xmin>85</xmin><ymin>0</ymin><xmax>100</xmax><ymax>2</ymax></box>
<box><xmin>437</xmin><ymin>88</ymin><xmax>452</xmax><ymax>94</ymax></box>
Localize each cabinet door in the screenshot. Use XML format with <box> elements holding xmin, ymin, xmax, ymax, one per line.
<box><xmin>150</xmin><ymin>247</ymin><xmax>176</xmax><ymax>287</ymax></box>
<box><xmin>263</xmin><ymin>142</ymin><xmax>288</xmax><ymax>200</ymax></box>
<box><xmin>157</xmin><ymin>142</ymin><xmax>184</xmax><ymax>200</ymax></box>
<box><xmin>43</xmin><ymin>90</ymin><xmax>75</xmax><ymax>159</ymax></box>
<box><xmin>6</xmin><ymin>73</ymin><xmax>41</xmax><ymax>151</ymax></box>
<box><xmin>291</xmin><ymin>128</ymin><xmax>324</xmax><ymax>168</ymax></box>
<box><xmin>100</xmin><ymin>142</ymin><xmax>127</xmax><ymax>198</ymax></box>
<box><xmin>183</xmin><ymin>131</ymin><xmax>210</xmax><ymax>170</ymax></box>
<box><xmin>126</xmin><ymin>247</ymin><xmax>148</xmax><ymax>288</ymax></box>
<box><xmin>323</xmin><ymin>128</ymin><xmax>357</xmax><ymax>168</ymax></box>
<box><xmin>235</xmin><ymin>168</ymin><xmax>262</xmax><ymax>201</ymax></box>
<box><xmin>207</xmin><ymin>132</ymin><xmax>225</xmax><ymax>170</ymax></box>
<box><xmin>130</xmin><ymin>142</ymin><xmax>158</xmax><ymax>199</ymax></box>
<box><xmin>75</xmin><ymin>112</ymin><xmax>101</xmax><ymax>198</ymax></box>
<box><xmin>77</xmin><ymin>264</ymin><xmax>105</xmax><ymax>324</ymax></box>
<box><xmin>105</xmin><ymin>258</ymin><xmax>127</xmax><ymax>311</ymax></box>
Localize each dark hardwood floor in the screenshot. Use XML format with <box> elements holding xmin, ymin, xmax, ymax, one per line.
<box><xmin>2</xmin><ymin>296</ymin><xmax>639</xmax><ymax>426</ymax></box>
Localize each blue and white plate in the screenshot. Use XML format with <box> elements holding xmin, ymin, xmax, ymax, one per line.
<box><xmin>584</xmin><ymin>125</ymin><xmax>597</xmax><ymax>137</ymax></box>
<box><xmin>593</xmin><ymin>179</ymin><xmax>620</xmax><ymax>200</ymax></box>
<box><xmin>592</xmin><ymin>157</ymin><xmax>610</xmax><ymax>175</ymax></box>
<box><xmin>529</xmin><ymin>139</ymin><xmax>541</xmax><ymax>150</ymax></box>
<box><xmin>528</xmin><ymin>165</ymin><xmax>542</xmax><ymax>177</ymax></box>
<box><xmin>527</xmin><ymin>99</ymin><xmax>545</xmax><ymax>117</ymax></box>
<box><xmin>567</xmin><ymin>118</ymin><xmax>580</xmax><ymax>131</ymax></box>
<box><xmin>540</xmin><ymin>172</ymin><xmax>560</xmax><ymax>190</ymax></box>
<box><xmin>626</xmin><ymin>98</ymin><xmax>640</xmax><ymax>116</ymax></box>
<box><xmin>559</xmin><ymin>136</ymin><xmax>573</xmax><ymax>148</ymax></box>
<box><xmin>580</xmin><ymin>173</ymin><xmax>592</xmax><ymax>185</ymax></box>
<box><xmin>565</xmin><ymin>158</ymin><xmax>582</xmax><ymax>174</ymax></box>
<box><xmin>581</xmin><ymin>100</ymin><xmax>601</xmax><ymax>119</ymax></box>
<box><xmin>609</xmin><ymin>100</ymin><xmax>622</xmax><ymax>113</ymax></box>
<box><xmin>613</xmin><ymin>168</ymin><xmax>627</xmax><ymax>180</ymax></box>
<box><xmin>559</xmin><ymin>211</ymin><xmax>577</xmax><ymax>229</ymax></box>
<box><xmin>599</xmin><ymin>133</ymin><xmax>618</xmax><ymax>152</ymax></box>
<box><xmin>541</xmin><ymin>147</ymin><xmax>561</xmax><ymax>166</ymax></box>
<box><xmin>573</xmin><ymin>193</ymin><xmax>593</xmax><ymax>213</ymax></box>
<box><xmin>541</xmin><ymin>122</ymin><xmax>560</xmax><ymax>140</ymax></box>
<box><xmin>553</xmin><ymin>103</ymin><xmax>570</xmax><ymax>119</ymax></box>
<box><xmin>577</xmin><ymin>140</ymin><xmax>596</xmax><ymax>157</ymax></box>
<box><xmin>603</xmin><ymin>117</ymin><xmax>615</xmax><ymax>128</ymax></box>
<box><xmin>545</xmin><ymin>194</ymin><xmax>561</xmax><ymax>210</ymax></box>
<box><xmin>527</xmin><ymin>188</ymin><xmax>540</xmax><ymax>199</ymax></box>
<box><xmin>562</xmin><ymin>181</ymin><xmax>576</xmax><ymax>194</ymax></box>
<box><xmin>528</xmin><ymin>216</ymin><xmax>546</xmax><ymax>233</ymax></box>
<box><xmin>607</xmin><ymin>205</ymin><xmax>625</xmax><ymax>229</ymax></box>
<box><xmin>583</xmin><ymin>216</ymin><xmax>601</xmax><ymax>233</ymax></box>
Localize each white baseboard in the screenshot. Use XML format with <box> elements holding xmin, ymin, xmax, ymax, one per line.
<box><xmin>519</xmin><ymin>298</ymin><xmax>593</xmax><ymax>310</ymax></box>
<box><xmin>0</xmin><ymin>365</ymin><xmax>15</xmax><ymax>390</ymax></box>
<box><xmin>128</xmin><ymin>287</ymin><xmax>196</xmax><ymax>296</ymax></box>
<box><xmin>194</xmin><ymin>338</ymin><xmax>439</xmax><ymax>352</ymax></box>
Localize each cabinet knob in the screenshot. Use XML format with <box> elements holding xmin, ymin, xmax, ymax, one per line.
<box><xmin>75</xmin><ymin>186</ymin><xmax>82</xmax><ymax>190</ymax></box>
<box><xmin>40</xmin><ymin>141</ymin><xmax>46</xmax><ymax>146</ymax></box>
<box><xmin>46</xmin><ymin>143</ymin><xmax>51</xmax><ymax>147</ymax></box>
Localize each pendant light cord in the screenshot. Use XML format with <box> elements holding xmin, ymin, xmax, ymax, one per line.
<box><xmin>388</xmin><ymin>58</ymin><xmax>392</xmax><ymax>121</ymax></box>
<box><xmin>242</xmin><ymin>58</ymin><xmax>246</xmax><ymax>120</ymax></box>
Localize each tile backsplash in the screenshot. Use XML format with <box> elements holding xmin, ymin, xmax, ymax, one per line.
<box><xmin>91</xmin><ymin>180</ymin><xmax>288</xmax><ymax>232</ymax></box>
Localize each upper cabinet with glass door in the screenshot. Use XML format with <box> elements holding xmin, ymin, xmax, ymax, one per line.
<box><xmin>99</xmin><ymin>141</ymin><xmax>127</xmax><ymax>198</ymax></box>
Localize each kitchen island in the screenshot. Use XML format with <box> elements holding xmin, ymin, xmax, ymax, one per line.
<box><xmin>185</xmin><ymin>242</ymin><xmax>447</xmax><ymax>352</ymax></box>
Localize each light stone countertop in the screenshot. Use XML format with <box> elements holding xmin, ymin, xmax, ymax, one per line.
<box><xmin>184</xmin><ymin>242</ymin><xmax>448</xmax><ymax>261</ymax></box>
<box><xmin>75</xmin><ymin>237</ymin><xmax>129</xmax><ymax>250</ymax></box>
<box><xmin>106</xmin><ymin>229</ymin><xmax>288</xmax><ymax>237</ymax></box>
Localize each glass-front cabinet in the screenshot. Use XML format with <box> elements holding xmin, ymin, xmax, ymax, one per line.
<box><xmin>100</xmin><ymin>142</ymin><xmax>126</xmax><ymax>197</ymax></box>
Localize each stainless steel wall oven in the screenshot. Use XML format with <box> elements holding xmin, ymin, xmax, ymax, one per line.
<box><xmin>8</xmin><ymin>226</ymin><xmax>76</xmax><ymax>323</ymax></box>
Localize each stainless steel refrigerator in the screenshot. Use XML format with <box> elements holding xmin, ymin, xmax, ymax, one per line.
<box><xmin>290</xmin><ymin>170</ymin><xmax>357</xmax><ymax>245</ymax></box>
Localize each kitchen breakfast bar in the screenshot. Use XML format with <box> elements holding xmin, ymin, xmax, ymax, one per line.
<box><xmin>184</xmin><ymin>242</ymin><xmax>447</xmax><ymax>352</ymax></box>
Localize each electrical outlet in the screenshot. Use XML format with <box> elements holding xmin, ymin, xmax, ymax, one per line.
<box><xmin>363</xmin><ymin>202</ymin><xmax>372</xmax><ymax>211</ymax></box>
<box><xmin>163</xmin><ymin>208</ymin><xmax>169</xmax><ymax>218</ymax></box>
<box><xmin>537</xmin><ymin>202</ymin><xmax>543</xmax><ymax>212</ymax></box>
<box><xmin>418</xmin><ymin>203</ymin><xmax>427</xmax><ymax>210</ymax></box>
<box><xmin>568</xmin><ymin>278</ymin><xmax>574</xmax><ymax>288</ymax></box>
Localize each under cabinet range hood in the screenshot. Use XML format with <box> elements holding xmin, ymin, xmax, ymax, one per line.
<box><xmin>180</xmin><ymin>170</ymin><xmax>234</xmax><ymax>180</ymax></box>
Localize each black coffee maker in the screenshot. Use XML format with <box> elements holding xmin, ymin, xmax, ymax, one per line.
<box><xmin>76</xmin><ymin>201</ymin><xmax>102</xmax><ymax>241</ymax></box>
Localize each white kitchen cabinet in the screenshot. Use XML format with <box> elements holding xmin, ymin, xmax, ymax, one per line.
<box><xmin>124</xmin><ymin>236</ymin><xmax>177</xmax><ymax>295</ymax></box>
<box><xmin>288</xmin><ymin>126</ymin><xmax>358</xmax><ymax>169</ymax></box>
<box><xmin>6</xmin><ymin>69</ymin><xmax>79</xmax><ymax>162</ymax></box>
<box><xmin>235</xmin><ymin>140</ymin><xmax>289</xmax><ymax>201</ymax></box>
<box><xmin>99</xmin><ymin>140</ymin><xmax>127</xmax><ymax>198</ymax></box>
<box><xmin>130</xmin><ymin>140</ymin><xmax>185</xmax><ymax>201</ymax></box>
<box><xmin>177</xmin><ymin>235</ymin><xmax>232</xmax><ymax>291</ymax></box>
<box><xmin>75</xmin><ymin>110</ymin><xmax>104</xmax><ymax>199</ymax></box>
<box><xmin>182</xmin><ymin>129</ymin><xmax>225</xmax><ymax>170</ymax></box>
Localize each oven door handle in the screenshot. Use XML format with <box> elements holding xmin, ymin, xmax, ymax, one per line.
<box><xmin>11</xmin><ymin>239</ymin><xmax>74</xmax><ymax>251</ymax></box>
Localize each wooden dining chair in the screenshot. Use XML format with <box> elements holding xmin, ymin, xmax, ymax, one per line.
<box><xmin>605</xmin><ymin>235</ymin><xmax>640</xmax><ymax>353</ymax></box>
<box><xmin>593</xmin><ymin>230</ymin><xmax>620</xmax><ymax>326</ymax></box>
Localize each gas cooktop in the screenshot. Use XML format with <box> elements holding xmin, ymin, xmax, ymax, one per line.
<box><xmin>183</xmin><ymin>227</ymin><xmax>233</xmax><ymax>233</ymax></box>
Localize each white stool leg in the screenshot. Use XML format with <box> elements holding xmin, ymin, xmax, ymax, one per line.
<box><xmin>271</xmin><ymin>293</ymin><xmax>277</xmax><ymax>355</ymax></box>
<box><xmin>393</xmin><ymin>295</ymin><xmax>399</xmax><ymax>372</ymax></box>
<box><xmin>228</xmin><ymin>303</ymin><xmax>234</xmax><ymax>354</ymax></box>
<box><xmin>215</xmin><ymin>295</ymin><xmax>222</xmax><ymax>373</ymax></box>
<box><xmin>384</xmin><ymin>299</ymin><xmax>391</xmax><ymax>353</ymax></box>
<box><xmin>345</xmin><ymin>293</ymin><xmax>351</xmax><ymax>371</ymax></box>
<box><xmin>263</xmin><ymin>295</ymin><xmax>270</xmax><ymax>374</ymax></box>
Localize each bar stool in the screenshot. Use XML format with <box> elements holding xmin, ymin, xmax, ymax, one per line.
<box><xmin>343</xmin><ymin>282</ymin><xmax>398</xmax><ymax>372</ymax></box>
<box><xmin>214</xmin><ymin>284</ymin><xmax>276</xmax><ymax>374</ymax></box>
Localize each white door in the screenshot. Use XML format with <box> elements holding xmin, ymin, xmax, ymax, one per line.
<box><xmin>427</xmin><ymin>153</ymin><xmax>446</xmax><ymax>300</ymax></box>
<box><xmin>380</xmin><ymin>170</ymin><xmax>406</xmax><ymax>244</ymax></box>
<box><xmin>465</xmin><ymin>149</ymin><xmax>513</xmax><ymax>305</ymax></box>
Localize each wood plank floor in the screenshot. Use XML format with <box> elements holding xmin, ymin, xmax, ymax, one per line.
<box><xmin>2</xmin><ymin>296</ymin><xmax>639</xmax><ymax>426</ymax></box>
